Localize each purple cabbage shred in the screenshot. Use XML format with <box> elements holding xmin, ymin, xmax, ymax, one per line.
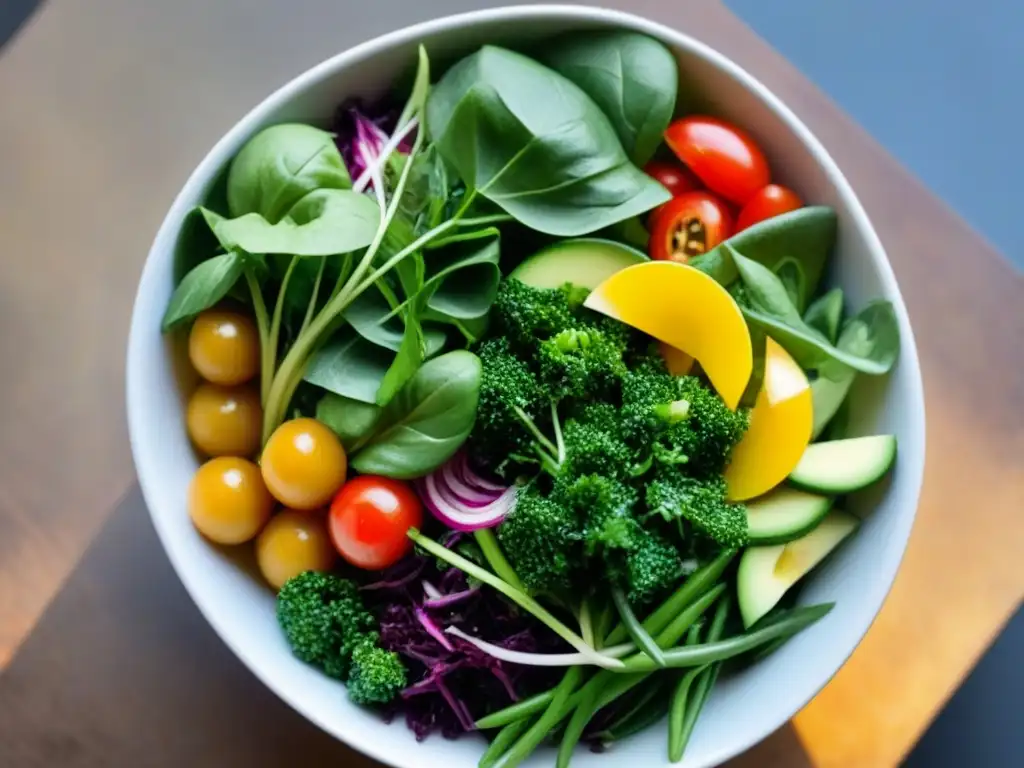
<box><xmin>333</xmin><ymin>99</ymin><xmax>416</xmax><ymax>184</ymax></box>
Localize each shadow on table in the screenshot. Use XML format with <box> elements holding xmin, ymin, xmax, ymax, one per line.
<box><xmin>0</xmin><ymin>487</ymin><xmax>812</xmax><ymax>767</ymax></box>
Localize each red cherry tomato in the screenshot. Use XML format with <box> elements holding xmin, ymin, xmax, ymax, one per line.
<box><xmin>648</xmin><ymin>191</ymin><xmax>735</xmax><ymax>264</ymax></box>
<box><xmin>736</xmin><ymin>184</ymin><xmax>803</xmax><ymax>231</ymax></box>
<box><xmin>644</xmin><ymin>160</ymin><xmax>703</xmax><ymax>230</ymax></box>
<box><xmin>664</xmin><ymin>116</ymin><xmax>770</xmax><ymax>205</ymax></box>
<box><xmin>329</xmin><ymin>476</ymin><xmax>423</xmax><ymax>570</ymax></box>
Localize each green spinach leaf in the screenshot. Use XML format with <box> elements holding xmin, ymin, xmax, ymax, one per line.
<box><xmin>173</xmin><ymin>165</ymin><xmax>231</xmax><ymax>284</ymax></box>
<box><xmin>374</xmin><ymin>314</ymin><xmax>425</xmax><ymax>406</ymax></box>
<box><xmin>804</xmin><ymin>287</ymin><xmax>844</xmax><ymax>345</ymax></box>
<box><xmin>542</xmin><ymin>31</ymin><xmax>678</xmax><ymax>166</ymax></box>
<box><xmin>691</xmin><ymin>206</ymin><xmax>836</xmax><ymax>311</ymax></box>
<box><xmin>201</xmin><ymin>188</ymin><xmax>379</xmax><ymax>257</ymax></box>
<box><xmin>315</xmin><ymin>392</ymin><xmax>382</xmax><ymax>453</ymax></box>
<box><xmin>301</xmin><ymin>329</ymin><xmax>396</xmax><ymax>404</ymax></box>
<box><xmin>226</xmin><ymin>124</ymin><xmax>351</xmax><ymax>222</ymax></box>
<box><xmin>425</xmin><ymin>46</ymin><xmax>669</xmax><ymax>236</ymax></box>
<box><xmin>775</xmin><ymin>258</ymin><xmax>806</xmax><ymax>310</ymax></box>
<box><xmin>351</xmin><ymin>350</ymin><xmax>482</xmax><ymax>478</ymax></box>
<box><xmin>731</xmin><ymin>249</ymin><xmax>900</xmax><ymax>375</ymax></box>
<box><xmin>161</xmin><ymin>251</ymin><xmax>244</xmax><ymax>331</ymax></box>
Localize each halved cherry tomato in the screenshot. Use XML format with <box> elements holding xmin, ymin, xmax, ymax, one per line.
<box><xmin>648</xmin><ymin>191</ymin><xmax>735</xmax><ymax>264</ymax></box>
<box><xmin>329</xmin><ymin>475</ymin><xmax>423</xmax><ymax>570</ymax></box>
<box><xmin>644</xmin><ymin>160</ymin><xmax>703</xmax><ymax>230</ymax></box>
<box><xmin>736</xmin><ymin>184</ymin><xmax>803</xmax><ymax>231</ymax></box>
<box><xmin>665</xmin><ymin>116</ymin><xmax>770</xmax><ymax>205</ymax></box>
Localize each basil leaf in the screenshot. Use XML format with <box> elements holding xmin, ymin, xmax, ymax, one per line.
<box><xmin>351</xmin><ymin>350</ymin><xmax>482</xmax><ymax>479</ymax></box>
<box><xmin>315</xmin><ymin>393</ymin><xmax>382</xmax><ymax>453</ymax></box>
<box><xmin>201</xmin><ymin>188</ymin><xmax>379</xmax><ymax>257</ymax></box>
<box><xmin>732</xmin><ymin>249</ymin><xmax>900</xmax><ymax>375</ymax></box>
<box><xmin>227</xmin><ymin>124</ymin><xmax>351</xmax><ymax>222</ymax></box>
<box><xmin>804</xmin><ymin>288</ymin><xmax>844</xmax><ymax>345</ymax></box>
<box><xmin>161</xmin><ymin>251</ymin><xmax>244</xmax><ymax>331</ymax></box>
<box><xmin>691</xmin><ymin>206</ymin><xmax>836</xmax><ymax>311</ymax></box>
<box><xmin>542</xmin><ymin>31</ymin><xmax>678</xmax><ymax>166</ymax></box>
<box><xmin>302</xmin><ymin>329</ymin><xmax>396</xmax><ymax>404</ymax></box>
<box><xmin>775</xmin><ymin>258</ymin><xmax>806</xmax><ymax>310</ymax></box>
<box><xmin>426</xmin><ymin>46</ymin><xmax>669</xmax><ymax>236</ymax></box>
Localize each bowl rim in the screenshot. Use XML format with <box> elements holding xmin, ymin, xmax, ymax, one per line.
<box><xmin>126</xmin><ymin>5</ymin><xmax>926</xmax><ymax>767</ymax></box>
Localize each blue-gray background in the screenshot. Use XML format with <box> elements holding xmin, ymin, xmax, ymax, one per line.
<box><xmin>1</xmin><ymin>0</ymin><xmax>1020</xmax><ymax>764</ymax></box>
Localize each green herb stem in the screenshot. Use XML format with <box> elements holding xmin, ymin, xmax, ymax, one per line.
<box><xmin>265</xmin><ymin>255</ymin><xmax>299</xmax><ymax>400</ymax></box>
<box><xmin>668</xmin><ymin>665</ymin><xmax>708</xmax><ymax>761</ymax></box>
<box><xmin>408</xmin><ymin>529</ymin><xmax>622</xmax><ymax>669</ymax></box>
<box><xmin>299</xmin><ymin>258</ymin><xmax>328</xmax><ymax>337</ymax></box>
<box><xmin>474</xmin><ymin>528</ymin><xmax>526</xmax><ymax>594</ymax></box>
<box><xmin>620</xmin><ymin>603</ymin><xmax>833</xmax><ymax>673</ymax></box>
<box><xmin>480</xmin><ymin>718</ymin><xmax>531</xmax><ymax>768</ymax></box>
<box><xmin>476</xmin><ymin>691</ymin><xmax>555</xmax><ymax>730</ymax></box>
<box><xmin>243</xmin><ymin>267</ymin><xmax>272</xmax><ymax>406</ymax></box>
<box><xmin>556</xmin><ymin>676</ymin><xmax>604</xmax><ymax>768</ymax></box>
<box><xmin>612</xmin><ymin>587</ymin><xmax>666</xmax><ymax>668</ymax></box>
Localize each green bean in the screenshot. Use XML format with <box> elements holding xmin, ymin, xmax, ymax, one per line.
<box><xmin>475</xmin><ymin>690</ymin><xmax>555</xmax><ymax>730</ymax></box>
<box><xmin>601</xmin><ymin>677</ymin><xmax>670</xmax><ymax>737</ymax></box>
<box><xmin>668</xmin><ymin>665</ymin><xmax>708</xmax><ymax>760</ymax></box>
<box><xmin>495</xmin><ymin>667</ymin><xmax>583</xmax><ymax>768</ymax></box>
<box><xmin>669</xmin><ymin>597</ymin><xmax>731</xmax><ymax>761</ymax></box>
<box><xmin>605</xmin><ymin>550</ymin><xmax>736</xmax><ymax>646</ymax></box>
<box><xmin>620</xmin><ymin>603</ymin><xmax>834</xmax><ymax>673</ymax></box>
<box><xmin>556</xmin><ymin>675</ymin><xmax>605</xmax><ymax>768</ymax></box>
<box><xmin>602</xmin><ymin>695</ymin><xmax>670</xmax><ymax>742</ymax></box>
<box><xmin>479</xmin><ymin>719</ymin><xmax>531</xmax><ymax>768</ymax></box>
<box><xmin>612</xmin><ymin>587</ymin><xmax>666</xmax><ymax>668</ymax></box>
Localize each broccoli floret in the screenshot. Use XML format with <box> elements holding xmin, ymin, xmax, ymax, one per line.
<box><xmin>560</xmin><ymin>405</ymin><xmax>638</xmax><ymax>481</ymax></box>
<box><xmin>497</xmin><ymin>485</ymin><xmax>581</xmax><ymax>593</ymax></box>
<box><xmin>600</xmin><ymin>520</ymin><xmax>683</xmax><ymax>605</ymax></box>
<box><xmin>537</xmin><ymin>327</ymin><xmax>628</xmax><ymax>401</ymax></box>
<box><xmin>276</xmin><ymin>572</ymin><xmax>376</xmax><ymax>680</ymax></box>
<box><xmin>555</xmin><ymin>473</ymin><xmax>639</xmax><ymax>554</ymax></box>
<box><xmin>646</xmin><ymin>471</ymin><xmax>748</xmax><ymax>548</ymax></box>
<box><xmin>621</xmin><ymin>370</ymin><xmax>749</xmax><ymax>477</ymax></box>
<box><xmin>491</xmin><ymin>278</ymin><xmax>575</xmax><ymax>353</ymax></box>
<box><xmin>470</xmin><ymin>337</ymin><xmax>547</xmax><ymax>467</ymax></box>
<box><xmin>347</xmin><ymin>636</ymin><xmax>408</xmax><ymax>705</ymax></box>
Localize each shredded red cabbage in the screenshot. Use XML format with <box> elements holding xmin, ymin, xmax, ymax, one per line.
<box><xmin>333</xmin><ymin>99</ymin><xmax>415</xmax><ymax>182</ymax></box>
<box><xmin>362</xmin><ymin>558</ymin><xmax>565</xmax><ymax>741</ymax></box>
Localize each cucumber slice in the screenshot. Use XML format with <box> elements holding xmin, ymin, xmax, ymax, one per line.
<box><xmin>510</xmin><ymin>238</ymin><xmax>647</xmax><ymax>291</ymax></box>
<box><xmin>746</xmin><ymin>487</ymin><xmax>833</xmax><ymax>545</ymax></box>
<box><xmin>738</xmin><ymin>510</ymin><xmax>859</xmax><ymax>627</ymax></box>
<box><xmin>789</xmin><ymin>435</ymin><xmax>897</xmax><ymax>494</ymax></box>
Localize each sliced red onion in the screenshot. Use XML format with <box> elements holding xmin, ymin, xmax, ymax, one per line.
<box><xmin>445</xmin><ymin>627</ymin><xmax>632</xmax><ymax>668</ymax></box>
<box><xmin>451</xmin><ymin>451</ymin><xmax>505</xmax><ymax>493</ymax></box>
<box><xmin>415</xmin><ymin>606</ymin><xmax>454</xmax><ymax>651</ymax></box>
<box><xmin>415</xmin><ymin>472</ymin><xmax>516</xmax><ymax>532</ymax></box>
<box><xmin>439</xmin><ymin>460</ymin><xmax>502</xmax><ymax>506</ymax></box>
<box><xmin>422</xmin><ymin>586</ymin><xmax>480</xmax><ymax>610</ymax></box>
<box><xmin>421</xmin><ymin>580</ymin><xmax>442</xmax><ymax>600</ymax></box>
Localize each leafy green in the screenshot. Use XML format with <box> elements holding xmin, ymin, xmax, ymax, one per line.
<box><xmin>730</xmin><ymin>249</ymin><xmax>900</xmax><ymax>375</ymax></box>
<box><xmin>315</xmin><ymin>393</ymin><xmax>382</xmax><ymax>452</ymax></box>
<box><xmin>350</xmin><ymin>350</ymin><xmax>482</xmax><ymax>478</ymax></box>
<box><xmin>173</xmin><ymin>165</ymin><xmax>231</xmax><ymax>284</ymax></box>
<box><xmin>302</xmin><ymin>329</ymin><xmax>397</xmax><ymax>405</ymax></box>
<box><xmin>161</xmin><ymin>251</ymin><xmax>245</xmax><ymax>330</ymax></box>
<box><xmin>542</xmin><ymin>31</ymin><xmax>678</xmax><ymax>166</ymax></box>
<box><xmin>425</xmin><ymin>45</ymin><xmax>669</xmax><ymax>236</ymax></box>
<box><xmin>804</xmin><ymin>287</ymin><xmax>844</xmax><ymax>344</ymax></box>
<box><xmin>691</xmin><ymin>206</ymin><xmax>837</xmax><ymax>311</ymax></box>
<box><xmin>200</xmin><ymin>188</ymin><xmax>380</xmax><ymax>257</ymax></box>
<box><xmin>226</xmin><ymin>124</ymin><xmax>351</xmax><ymax>222</ymax></box>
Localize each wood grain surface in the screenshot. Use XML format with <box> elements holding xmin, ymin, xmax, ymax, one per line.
<box><xmin>0</xmin><ymin>0</ymin><xmax>1020</xmax><ymax>766</ymax></box>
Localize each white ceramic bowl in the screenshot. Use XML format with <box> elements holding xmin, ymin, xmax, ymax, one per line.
<box><xmin>127</xmin><ymin>5</ymin><xmax>925</xmax><ymax>767</ymax></box>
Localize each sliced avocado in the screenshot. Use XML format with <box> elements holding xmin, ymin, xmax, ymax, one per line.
<box><xmin>746</xmin><ymin>487</ymin><xmax>833</xmax><ymax>545</ymax></box>
<box><xmin>509</xmin><ymin>238</ymin><xmax>647</xmax><ymax>291</ymax></box>
<box><xmin>789</xmin><ymin>435</ymin><xmax>897</xmax><ymax>495</ymax></box>
<box><xmin>738</xmin><ymin>510</ymin><xmax>859</xmax><ymax>627</ymax></box>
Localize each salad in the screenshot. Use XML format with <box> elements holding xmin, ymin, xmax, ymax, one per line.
<box><xmin>163</xmin><ymin>31</ymin><xmax>901</xmax><ymax>767</ymax></box>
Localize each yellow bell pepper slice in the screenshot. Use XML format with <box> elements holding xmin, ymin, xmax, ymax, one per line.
<box><xmin>585</xmin><ymin>262</ymin><xmax>752</xmax><ymax>409</ymax></box>
<box><xmin>725</xmin><ymin>338</ymin><xmax>813</xmax><ymax>501</ymax></box>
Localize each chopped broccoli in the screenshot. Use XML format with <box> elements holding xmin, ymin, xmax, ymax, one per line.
<box><xmin>276</xmin><ymin>572</ymin><xmax>376</xmax><ymax>680</ymax></box>
<box><xmin>556</xmin><ymin>473</ymin><xmax>639</xmax><ymax>554</ymax></box>
<box><xmin>537</xmin><ymin>326</ymin><xmax>627</xmax><ymax>401</ymax></box>
<box><xmin>599</xmin><ymin>517</ymin><xmax>684</xmax><ymax>605</ymax></box>
<box><xmin>347</xmin><ymin>636</ymin><xmax>408</xmax><ymax>705</ymax></box>
<box><xmin>497</xmin><ymin>485</ymin><xmax>580</xmax><ymax>593</ymax></box>
<box><xmin>491</xmin><ymin>278</ymin><xmax>575</xmax><ymax>354</ymax></box>
<box><xmin>646</xmin><ymin>471</ymin><xmax>748</xmax><ymax>548</ymax></box>
<box><xmin>560</xmin><ymin>406</ymin><xmax>637</xmax><ymax>481</ymax></box>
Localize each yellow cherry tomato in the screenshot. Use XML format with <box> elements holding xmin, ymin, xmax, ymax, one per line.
<box><xmin>186</xmin><ymin>383</ymin><xmax>262</xmax><ymax>457</ymax></box>
<box><xmin>188</xmin><ymin>309</ymin><xmax>260</xmax><ymax>385</ymax></box>
<box><xmin>256</xmin><ymin>509</ymin><xmax>337</xmax><ymax>590</ymax></box>
<box><xmin>189</xmin><ymin>456</ymin><xmax>273</xmax><ymax>544</ymax></box>
<box><xmin>261</xmin><ymin>418</ymin><xmax>347</xmax><ymax>510</ymax></box>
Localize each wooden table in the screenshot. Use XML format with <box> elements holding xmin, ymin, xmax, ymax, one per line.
<box><xmin>0</xmin><ymin>1</ymin><xmax>1020</xmax><ymax>766</ymax></box>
